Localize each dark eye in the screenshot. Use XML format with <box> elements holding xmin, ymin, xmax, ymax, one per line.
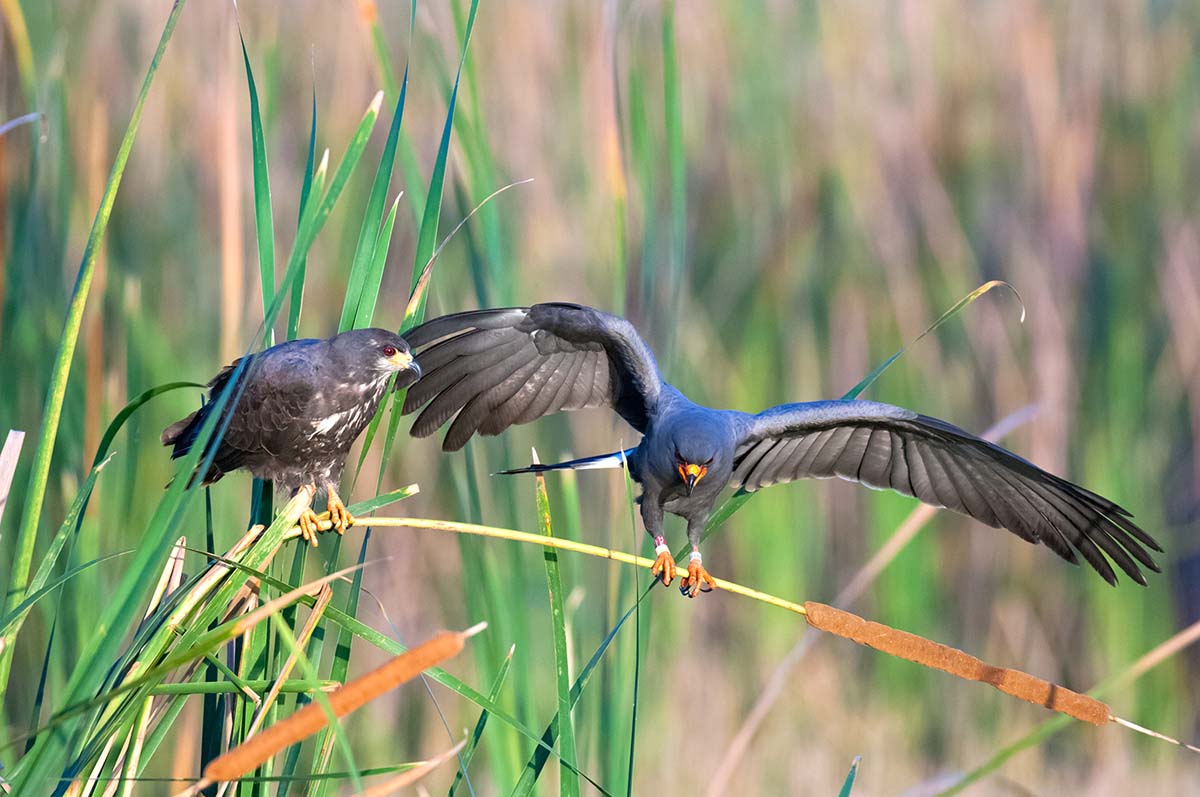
<box><xmin>382</xmin><ymin>345</ymin><xmax>398</xmax><ymax>357</ymax></box>
<box><xmin>674</xmin><ymin>452</ymin><xmax>684</xmax><ymax>463</ymax></box>
<box><xmin>704</xmin><ymin>457</ymin><xmax>714</xmax><ymax>466</ymax></box>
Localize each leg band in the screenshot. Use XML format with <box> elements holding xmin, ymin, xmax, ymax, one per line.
<box><xmin>655</xmin><ymin>543</ymin><xmax>671</xmax><ymax>556</ymax></box>
<box><xmin>689</xmin><ymin>551</ymin><xmax>703</xmax><ymax>562</ymax></box>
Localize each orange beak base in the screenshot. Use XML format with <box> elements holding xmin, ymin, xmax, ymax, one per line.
<box><xmin>677</xmin><ymin>462</ymin><xmax>708</xmax><ymax>494</ymax></box>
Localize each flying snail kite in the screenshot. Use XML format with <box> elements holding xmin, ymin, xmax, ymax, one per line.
<box><xmin>401</xmin><ymin>302</ymin><xmax>1161</xmax><ymax>598</ymax></box>
<box><xmin>162</xmin><ymin>328</ymin><xmax>422</xmax><ymax>543</ymax></box>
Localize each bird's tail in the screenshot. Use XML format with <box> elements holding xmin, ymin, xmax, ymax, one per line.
<box><xmin>494</xmin><ymin>448</ymin><xmax>637</xmax><ymax>476</ymax></box>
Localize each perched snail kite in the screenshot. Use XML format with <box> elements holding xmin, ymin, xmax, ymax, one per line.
<box><xmin>402</xmin><ymin>303</ymin><xmax>1161</xmax><ymax>597</ymax></box>
<box><xmin>162</xmin><ymin>328</ymin><xmax>421</xmax><ymax>542</ymax></box>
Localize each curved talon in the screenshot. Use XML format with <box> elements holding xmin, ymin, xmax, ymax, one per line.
<box><xmin>327</xmin><ymin>495</ymin><xmax>354</xmax><ymax>534</ymax></box>
<box><xmin>297</xmin><ymin>509</ymin><xmax>322</xmax><ymax>547</ymax></box>
<box><xmin>650</xmin><ymin>551</ymin><xmax>677</xmax><ymax>587</ymax></box>
<box><xmin>680</xmin><ymin>559</ymin><xmax>716</xmax><ymax>598</ymax></box>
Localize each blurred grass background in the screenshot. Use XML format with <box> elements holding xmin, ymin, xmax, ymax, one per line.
<box><xmin>2</xmin><ymin>0</ymin><xmax>1199</xmax><ymax>793</ymax></box>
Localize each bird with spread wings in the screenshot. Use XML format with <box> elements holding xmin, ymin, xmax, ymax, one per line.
<box><xmin>402</xmin><ymin>302</ymin><xmax>1161</xmax><ymax>598</ymax></box>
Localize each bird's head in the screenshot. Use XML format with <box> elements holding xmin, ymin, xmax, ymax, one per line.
<box><xmin>334</xmin><ymin>328</ymin><xmax>422</xmax><ymax>388</ymax></box>
<box><xmin>671</xmin><ymin>431</ymin><xmax>721</xmax><ymax>496</ymax></box>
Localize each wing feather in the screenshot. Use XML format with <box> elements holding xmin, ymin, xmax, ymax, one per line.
<box><xmin>730</xmin><ymin>399</ymin><xmax>1160</xmax><ymax>585</ymax></box>
<box><xmin>403</xmin><ymin>303</ymin><xmax>663</xmax><ymax>450</ymax></box>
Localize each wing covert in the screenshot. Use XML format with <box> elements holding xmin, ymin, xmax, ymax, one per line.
<box><xmin>402</xmin><ymin>303</ymin><xmax>664</xmax><ymax>450</ymax></box>
<box><xmin>732</xmin><ymin>400</ymin><xmax>1161</xmax><ymax>585</ymax></box>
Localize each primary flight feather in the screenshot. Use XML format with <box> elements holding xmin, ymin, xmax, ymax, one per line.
<box><xmin>402</xmin><ymin>302</ymin><xmax>1161</xmax><ymax>597</ymax></box>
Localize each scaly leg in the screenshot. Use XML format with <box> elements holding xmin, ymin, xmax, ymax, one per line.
<box><xmin>679</xmin><ymin>518</ymin><xmax>716</xmax><ymax>598</ymax></box>
<box><xmin>325</xmin><ymin>483</ymin><xmax>355</xmax><ymax>534</ymax></box>
<box><xmin>641</xmin><ymin>488</ymin><xmax>675</xmax><ymax>586</ymax></box>
<box><xmin>295</xmin><ymin>484</ymin><xmax>321</xmax><ymax>546</ymax></box>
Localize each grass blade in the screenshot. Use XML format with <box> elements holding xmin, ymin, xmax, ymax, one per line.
<box><xmin>408</xmin><ymin>0</ymin><xmax>480</xmax><ymax>311</ymax></box>
<box><xmin>449</xmin><ymin>644</ymin><xmax>514</xmax><ymax>796</ymax></box>
<box><xmin>702</xmin><ymin>280</ymin><xmax>1026</xmax><ymax>542</ymax></box>
<box><xmin>0</xmin><ymin>0</ymin><xmax>190</xmax><ymax>700</ymax></box>
<box><xmin>287</xmin><ymin>88</ymin><xmax>318</xmax><ymax>340</ymax></box>
<box><xmin>352</xmin><ymin>193</ymin><xmax>401</xmax><ymax>329</ymax></box>
<box><xmin>532</xmin><ymin>453</ymin><xmax>579</xmax><ymax>796</ymax></box>
<box><xmin>239</xmin><ymin>31</ymin><xmax>276</xmax><ymax>342</ymax></box>
<box><xmin>339</xmin><ymin>75</ymin><xmax>408</xmax><ymax>332</ymax></box>
<box><xmin>838</xmin><ymin>756</ymin><xmax>861</xmax><ymax>797</ymax></box>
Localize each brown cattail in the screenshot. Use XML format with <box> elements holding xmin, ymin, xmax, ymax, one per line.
<box><xmin>803</xmin><ymin>602</ymin><xmax>1110</xmax><ymax>725</ymax></box>
<box><xmin>200</xmin><ymin>623</ymin><xmax>485</xmax><ymax>784</ymax></box>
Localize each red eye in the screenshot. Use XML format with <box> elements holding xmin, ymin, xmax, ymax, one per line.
<box><xmin>382</xmin><ymin>345</ymin><xmax>398</xmax><ymax>357</ymax></box>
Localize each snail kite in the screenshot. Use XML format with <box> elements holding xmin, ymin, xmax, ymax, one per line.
<box><xmin>401</xmin><ymin>303</ymin><xmax>1161</xmax><ymax>597</ymax></box>
<box><xmin>162</xmin><ymin>328</ymin><xmax>421</xmax><ymax>543</ymax></box>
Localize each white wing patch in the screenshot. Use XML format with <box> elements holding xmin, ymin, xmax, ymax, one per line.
<box><xmin>312</xmin><ymin>408</ymin><xmax>357</xmax><ymax>437</ymax></box>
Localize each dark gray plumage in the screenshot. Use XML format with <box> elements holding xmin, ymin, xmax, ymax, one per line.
<box><xmin>163</xmin><ymin>328</ymin><xmax>421</xmax><ymax>542</ymax></box>
<box><xmin>402</xmin><ymin>302</ymin><xmax>1161</xmax><ymax>596</ymax></box>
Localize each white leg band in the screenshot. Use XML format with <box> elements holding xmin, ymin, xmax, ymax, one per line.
<box><xmin>654</xmin><ymin>543</ymin><xmax>671</xmax><ymax>556</ymax></box>
<box><xmin>689</xmin><ymin>551</ymin><xmax>703</xmax><ymax>562</ymax></box>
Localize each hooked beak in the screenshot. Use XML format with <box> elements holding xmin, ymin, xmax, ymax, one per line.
<box><xmin>388</xmin><ymin>348</ymin><xmax>419</xmax><ymax>374</ymax></box>
<box><xmin>389</xmin><ymin>350</ymin><xmax>421</xmax><ymax>387</ymax></box>
<box><xmin>677</xmin><ymin>462</ymin><xmax>707</xmax><ymax>495</ymax></box>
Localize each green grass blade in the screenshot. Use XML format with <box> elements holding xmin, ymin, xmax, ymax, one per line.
<box><xmin>0</xmin><ymin>552</ymin><xmax>128</xmax><ymax>641</ymax></box>
<box><xmin>838</xmin><ymin>756</ymin><xmax>862</xmax><ymax>797</ymax></box>
<box><xmin>449</xmin><ymin>644</ymin><xmax>514</xmax><ymax>796</ymax></box>
<box><xmin>533</xmin><ymin>462</ymin><xmax>579</xmax><ymax>796</ymax></box>
<box><xmin>409</xmin><ymin>0</ymin><xmax>480</xmax><ymax>309</ymax></box>
<box><xmin>702</xmin><ymin>280</ymin><xmax>1025</xmax><ymax>539</ymax></box>
<box><xmin>841</xmin><ymin>280</ymin><xmax>1023</xmax><ymax>401</ymax></box>
<box><xmin>512</xmin><ymin>600</ymin><xmax>640</xmax><ymax>795</ymax></box>
<box><xmin>288</xmin><ymin>88</ymin><xmax>318</xmax><ymax>340</ymax></box>
<box><xmin>0</xmin><ymin>453</ymin><xmax>115</xmax><ymax>639</ymax></box>
<box><xmin>339</xmin><ymin>75</ymin><xmax>408</xmax><ymax>332</ymax></box>
<box><xmin>176</xmin><ymin>556</ymin><xmax>609</xmax><ymax>793</ymax></box>
<box><xmin>240</xmin><ymin>31</ymin><xmax>276</xmax><ymax>342</ymax></box>
<box><xmin>0</xmin><ymin>0</ymin><xmax>189</xmax><ymax>700</ymax></box>
<box><xmin>269</xmin><ymin>92</ymin><xmax>383</xmax><ymax>341</ymax></box>
<box><xmin>352</xmin><ymin>193</ymin><xmax>401</xmax><ymax>329</ymax></box>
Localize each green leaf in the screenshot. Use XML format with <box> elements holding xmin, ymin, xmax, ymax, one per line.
<box><xmin>841</xmin><ymin>280</ymin><xmax>1023</xmax><ymax>401</ymax></box>
<box><xmin>533</xmin><ymin>459</ymin><xmax>579</xmax><ymax>796</ymax></box>
<box><xmin>340</xmin><ymin>75</ymin><xmax>409</xmax><ymax>332</ymax></box>
<box><xmin>240</xmin><ymin>31</ymin><xmax>277</xmax><ymax>343</ymax></box>
<box><xmin>449</xmin><ymin>644</ymin><xmax>514</xmax><ymax>796</ymax></box>
<box><xmin>703</xmin><ymin>280</ymin><xmax>1025</xmax><ymax>541</ymax></box>
<box><xmin>409</xmin><ymin>0</ymin><xmax>480</xmax><ymax>313</ymax></box>
<box><xmin>352</xmin><ymin>193</ymin><xmax>401</xmax><ymax>329</ymax></box>
<box><xmin>838</xmin><ymin>756</ymin><xmax>861</xmax><ymax>797</ymax></box>
<box><xmin>0</xmin><ymin>0</ymin><xmax>191</xmax><ymax>699</ymax></box>
<box><xmin>288</xmin><ymin>88</ymin><xmax>318</xmax><ymax>340</ymax></box>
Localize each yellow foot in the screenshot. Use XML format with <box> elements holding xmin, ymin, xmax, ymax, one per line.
<box><xmin>650</xmin><ymin>548</ymin><xmax>677</xmax><ymax>587</ymax></box>
<box><xmin>297</xmin><ymin>508</ymin><xmax>322</xmax><ymax>546</ymax></box>
<box><xmin>679</xmin><ymin>557</ymin><xmax>716</xmax><ymax>598</ymax></box>
<box><xmin>326</xmin><ymin>488</ymin><xmax>354</xmax><ymax>534</ymax></box>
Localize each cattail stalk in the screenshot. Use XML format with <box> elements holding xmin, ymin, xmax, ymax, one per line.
<box><xmin>185</xmin><ymin>623</ymin><xmax>484</xmax><ymax>792</ymax></box>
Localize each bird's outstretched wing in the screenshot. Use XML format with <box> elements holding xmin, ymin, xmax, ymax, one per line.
<box><xmin>402</xmin><ymin>303</ymin><xmax>663</xmax><ymax>450</ymax></box>
<box><xmin>732</xmin><ymin>400</ymin><xmax>1161</xmax><ymax>585</ymax></box>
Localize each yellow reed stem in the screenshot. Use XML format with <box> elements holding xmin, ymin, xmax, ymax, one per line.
<box><xmin>282</xmin><ymin>515</ymin><xmax>809</xmax><ymax>616</ymax></box>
